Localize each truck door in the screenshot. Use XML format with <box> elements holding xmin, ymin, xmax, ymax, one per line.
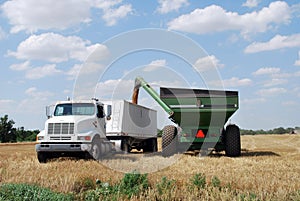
<box><xmin>96</xmin><ymin>104</ymin><xmax>106</xmax><ymax>137</ymax></box>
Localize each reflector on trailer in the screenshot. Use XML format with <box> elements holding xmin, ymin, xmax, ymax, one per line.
<box><xmin>196</xmin><ymin>130</ymin><xmax>205</xmax><ymax>138</ymax></box>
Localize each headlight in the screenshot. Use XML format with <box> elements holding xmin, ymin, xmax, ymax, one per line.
<box><xmin>37</xmin><ymin>136</ymin><xmax>44</xmax><ymax>141</ymax></box>
<box><xmin>78</xmin><ymin>136</ymin><xmax>91</xmax><ymax>141</ymax></box>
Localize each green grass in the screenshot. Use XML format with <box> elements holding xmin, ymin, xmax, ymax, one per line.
<box><xmin>0</xmin><ymin>183</ymin><xmax>73</xmax><ymax>201</ymax></box>
<box><xmin>1</xmin><ymin>173</ymin><xmax>299</xmax><ymax>201</ymax></box>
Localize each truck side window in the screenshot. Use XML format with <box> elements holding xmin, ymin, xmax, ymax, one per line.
<box><xmin>107</xmin><ymin>105</ymin><xmax>112</xmax><ymax>117</ymax></box>
<box><xmin>97</xmin><ymin>105</ymin><xmax>105</xmax><ymax>118</ymax></box>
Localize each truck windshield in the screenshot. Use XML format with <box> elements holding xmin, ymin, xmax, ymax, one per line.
<box><xmin>54</xmin><ymin>103</ymin><xmax>95</xmax><ymax>116</ymax></box>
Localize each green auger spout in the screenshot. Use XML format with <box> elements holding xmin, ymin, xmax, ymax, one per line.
<box><xmin>132</xmin><ymin>77</ymin><xmax>174</xmax><ymax>118</ymax></box>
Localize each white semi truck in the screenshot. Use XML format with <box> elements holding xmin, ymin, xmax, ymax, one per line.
<box><xmin>35</xmin><ymin>99</ymin><xmax>157</xmax><ymax>163</ymax></box>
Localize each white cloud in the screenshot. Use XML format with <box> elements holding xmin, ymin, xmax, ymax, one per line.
<box><xmin>168</xmin><ymin>1</ymin><xmax>290</xmax><ymax>37</ymax></box>
<box><xmin>93</xmin><ymin>0</ymin><xmax>123</xmax><ymax>9</ymax></box>
<box><xmin>222</xmin><ymin>77</ymin><xmax>252</xmax><ymax>87</ymax></box>
<box><xmin>194</xmin><ymin>55</ymin><xmax>224</xmax><ymax>72</ymax></box>
<box><xmin>8</xmin><ymin>33</ymin><xmax>100</xmax><ymax>63</ymax></box>
<box><xmin>241</xmin><ymin>98</ymin><xmax>266</xmax><ymax>104</ymax></box>
<box><xmin>16</xmin><ymin>88</ymin><xmax>54</xmax><ymax>123</ymax></box>
<box><xmin>242</xmin><ymin>0</ymin><xmax>260</xmax><ymax>8</ymax></box>
<box><xmin>24</xmin><ymin>87</ymin><xmax>54</xmax><ymax>101</ymax></box>
<box><xmin>264</xmin><ymin>78</ymin><xmax>288</xmax><ymax>87</ymax></box>
<box><xmin>93</xmin><ymin>0</ymin><xmax>132</xmax><ymax>26</ymax></box>
<box><xmin>95</xmin><ymin>78</ymin><xmax>186</xmax><ymax>100</ymax></box>
<box><xmin>149</xmin><ymin>80</ymin><xmax>187</xmax><ymax>88</ymax></box>
<box><xmin>9</xmin><ymin>61</ymin><xmax>31</xmax><ymax>71</ymax></box>
<box><xmin>156</xmin><ymin>0</ymin><xmax>189</xmax><ymax>14</ymax></box>
<box><xmin>208</xmin><ymin>77</ymin><xmax>252</xmax><ymax>88</ymax></box>
<box><xmin>102</xmin><ymin>4</ymin><xmax>132</xmax><ymax>26</ymax></box>
<box><xmin>25</xmin><ymin>64</ymin><xmax>61</xmax><ymax>79</ymax></box>
<box><xmin>96</xmin><ymin>79</ymin><xmax>134</xmax><ymax>99</ymax></box>
<box><xmin>66</xmin><ymin>62</ymin><xmax>105</xmax><ymax>80</ymax></box>
<box><xmin>143</xmin><ymin>59</ymin><xmax>167</xmax><ymax>72</ymax></box>
<box><xmin>257</xmin><ymin>87</ymin><xmax>287</xmax><ymax>96</ymax></box>
<box><xmin>272</xmin><ymin>72</ymin><xmax>293</xmax><ymax>79</ymax></box>
<box><xmin>1</xmin><ymin>0</ymin><xmax>132</xmax><ymax>33</ymax></box>
<box><xmin>66</xmin><ymin>64</ymin><xmax>82</xmax><ymax>80</ymax></box>
<box><xmin>253</xmin><ymin>67</ymin><xmax>280</xmax><ymax>76</ymax></box>
<box><xmin>245</xmin><ymin>34</ymin><xmax>300</xmax><ymax>53</ymax></box>
<box><xmin>1</xmin><ymin>0</ymin><xmax>91</xmax><ymax>33</ymax></box>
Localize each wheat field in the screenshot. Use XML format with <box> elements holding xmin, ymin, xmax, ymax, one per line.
<box><xmin>0</xmin><ymin>134</ymin><xmax>299</xmax><ymax>200</ymax></box>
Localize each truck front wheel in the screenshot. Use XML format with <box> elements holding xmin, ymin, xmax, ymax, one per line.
<box><xmin>37</xmin><ymin>152</ymin><xmax>48</xmax><ymax>163</ymax></box>
<box><xmin>91</xmin><ymin>141</ymin><xmax>102</xmax><ymax>160</ymax></box>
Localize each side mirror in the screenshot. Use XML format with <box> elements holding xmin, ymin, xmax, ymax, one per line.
<box><xmin>46</xmin><ymin>105</ymin><xmax>54</xmax><ymax>119</ymax></box>
<box><xmin>106</xmin><ymin>105</ymin><xmax>112</xmax><ymax>120</ymax></box>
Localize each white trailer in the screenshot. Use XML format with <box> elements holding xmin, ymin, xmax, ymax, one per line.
<box><xmin>103</xmin><ymin>100</ymin><xmax>157</xmax><ymax>153</ymax></box>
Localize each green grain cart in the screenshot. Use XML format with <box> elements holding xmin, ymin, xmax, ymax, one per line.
<box><xmin>133</xmin><ymin>77</ymin><xmax>241</xmax><ymax>157</ymax></box>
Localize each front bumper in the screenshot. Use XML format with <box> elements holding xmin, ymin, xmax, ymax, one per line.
<box><xmin>35</xmin><ymin>143</ymin><xmax>91</xmax><ymax>152</ymax></box>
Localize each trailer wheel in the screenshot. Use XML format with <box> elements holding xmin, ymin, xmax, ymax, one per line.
<box><xmin>121</xmin><ymin>139</ymin><xmax>131</xmax><ymax>153</ymax></box>
<box><xmin>37</xmin><ymin>152</ymin><xmax>48</xmax><ymax>163</ymax></box>
<box><xmin>162</xmin><ymin>125</ymin><xmax>178</xmax><ymax>157</ymax></box>
<box><xmin>144</xmin><ymin>138</ymin><xmax>158</xmax><ymax>153</ymax></box>
<box><xmin>91</xmin><ymin>141</ymin><xmax>102</xmax><ymax>160</ymax></box>
<box><xmin>225</xmin><ymin>124</ymin><xmax>241</xmax><ymax>157</ymax></box>
<box><xmin>152</xmin><ymin>138</ymin><xmax>158</xmax><ymax>152</ymax></box>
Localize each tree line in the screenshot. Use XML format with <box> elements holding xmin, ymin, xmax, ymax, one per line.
<box><xmin>157</xmin><ymin>126</ymin><xmax>299</xmax><ymax>137</ymax></box>
<box><xmin>0</xmin><ymin>115</ymin><xmax>39</xmax><ymax>143</ymax></box>
<box><xmin>240</xmin><ymin>127</ymin><xmax>299</xmax><ymax>135</ymax></box>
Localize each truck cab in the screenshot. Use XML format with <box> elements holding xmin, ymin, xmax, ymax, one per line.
<box><xmin>36</xmin><ymin>98</ymin><xmax>113</xmax><ymax>163</ymax></box>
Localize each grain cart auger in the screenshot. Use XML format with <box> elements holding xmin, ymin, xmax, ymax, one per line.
<box><xmin>132</xmin><ymin>76</ymin><xmax>241</xmax><ymax>157</ymax></box>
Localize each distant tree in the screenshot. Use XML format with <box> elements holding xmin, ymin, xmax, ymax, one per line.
<box><xmin>24</xmin><ymin>130</ymin><xmax>39</xmax><ymax>141</ymax></box>
<box><xmin>272</xmin><ymin>127</ymin><xmax>286</xmax><ymax>134</ymax></box>
<box><xmin>16</xmin><ymin>127</ymin><xmax>39</xmax><ymax>142</ymax></box>
<box><xmin>0</xmin><ymin>115</ymin><xmax>17</xmax><ymax>143</ymax></box>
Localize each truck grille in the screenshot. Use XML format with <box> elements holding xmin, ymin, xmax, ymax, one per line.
<box><xmin>50</xmin><ymin>136</ymin><xmax>72</xmax><ymax>140</ymax></box>
<box><xmin>48</xmin><ymin>123</ymin><xmax>74</xmax><ymax>135</ymax></box>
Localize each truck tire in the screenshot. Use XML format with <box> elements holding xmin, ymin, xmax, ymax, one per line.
<box><xmin>121</xmin><ymin>139</ymin><xmax>131</xmax><ymax>153</ymax></box>
<box><xmin>162</xmin><ymin>125</ymin><xmax>178</xmax><ymax>157</ymax></box>
<box><xmin>225</xmin><ymin>124</ymin><xmax>241</xmax><ymax>157</ymax></box>
<box><xmin>144</xmin><ymin>138</ymin><xmax>158</xmax><ymax>153</ymax></box>
<box><xmin>37</xmin><ymin>152</ymin><xmax>48</xmax><ymax>163</ymax></box>
<box><xmin>91</xmin><ymin>141</ymin><xmax>102</xmax><ymax>160</ymax></box>
<box><xmin>152</xmin><ymin>138</ymin><xmax>158</xmax><ymax>152</ymax></box>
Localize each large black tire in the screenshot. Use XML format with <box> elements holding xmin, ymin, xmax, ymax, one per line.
<box><xmin>162</xmin><ymin>125</ymin><xmax>178</xmax><ymax>157</ymax></box>
<box><xmin>144</xmin><ymin>138</ymin><xmax>158</xmax><ymax>153</ymax></box>
<box><xmin>37</xmin><ymin>152</ymin><xmax>48</xmax><ymax>163</ymax></box>
<box><xmin>91</xmin><ymin>140</ymin><xmax>102</xmax><ymax>160</ymax></box>
<box><xmin>225</xmin><ymin>124</ymin><xmax>241</xmax><ymax>157</ymax></box>
<box><xmin>152</xmin><ymin>138</ymin><xmax>158</xmax><ymax>152</ymax></box>
<box><xmin>121</xmin><ymin>139</ymin><xmax>131</xmax><ymax>153</ymax></box>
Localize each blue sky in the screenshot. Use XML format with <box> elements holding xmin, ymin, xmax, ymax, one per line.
<box><xmin>0</xmin><ymin>0</ymin><xmax>300</xmax><ymax>130</ymax></box>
